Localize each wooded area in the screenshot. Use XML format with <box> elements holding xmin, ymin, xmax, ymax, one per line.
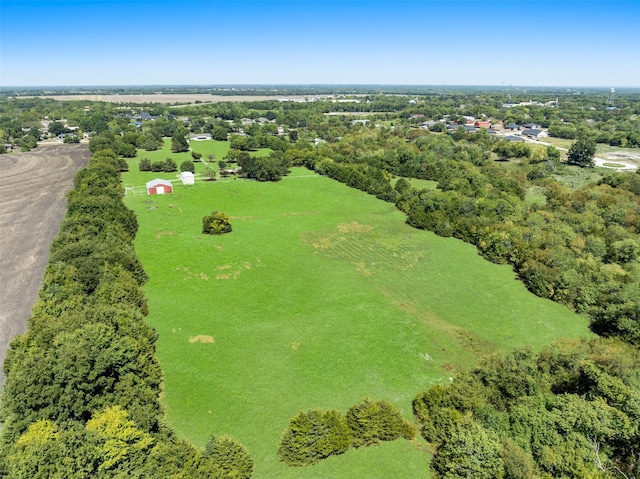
<box><xmin>1</xmin><ymin>88</ymin><xmax>639</xmax><ymax>477</ymax></box>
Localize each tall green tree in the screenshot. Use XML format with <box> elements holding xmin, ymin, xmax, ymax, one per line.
<box><xmin>171</xmin><ymin>127</ymin><xmax>189</xmax><ymax>153</ymax></box>
<box><xmin>567</xmin><ymin>136</ymin><xmax>596</xmax><ymax>167</ymax></box>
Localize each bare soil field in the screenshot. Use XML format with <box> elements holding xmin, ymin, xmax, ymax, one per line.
<box><xmin>17</xmin><ymin>94</ymin><xmax>332</xmax><ymax>104</ymax></box>
<box><xmin>0</xmin><ymin>144</ymin><xmax>90</xmax><ymax>385</ymax></box>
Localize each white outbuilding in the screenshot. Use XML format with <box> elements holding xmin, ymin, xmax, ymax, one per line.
<box><xmin>180</xmin><ymin>171</ymin><xmax>195</xmax><ymax>185</ymax></box>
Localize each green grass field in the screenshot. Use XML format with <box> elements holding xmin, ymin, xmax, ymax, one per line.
<box><xmin>123</xmin><ymin>138</ymin><xmax>271</xmax><ymax>189</ymax></box>
<box><xmin>123</xmin><ymin>163</ymin><xmax>591</xmax><ymax>478</ymax></box>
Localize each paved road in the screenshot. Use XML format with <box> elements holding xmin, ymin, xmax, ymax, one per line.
<box><xmin>0</xmin><ymin>144</ymin><xmax>90</xmax><ymax>386</ymax></box>
<box><xmin>515</xmin><ymin>136</ymin><xmax>639</xmax><ymax>171</ymax></box>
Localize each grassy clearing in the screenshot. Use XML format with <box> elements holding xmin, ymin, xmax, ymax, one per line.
<box><xmin>123</xmin><ymin>166</ymin><xmax>591</xmax><ymax>478</ymax></box>
<box><xmin>543</xmin><ymin>137</ymin><xmax>574</xmax><ymax>150</ymax></box>
<box><xmin>124</xmin><ymin>138</ymin><xmax>270</xmax><ymax>188</ymax></box>
<box><xmin>552</xmin><ymin>164</ymin><xmax>604</xmax><ymax>189</ymax></box>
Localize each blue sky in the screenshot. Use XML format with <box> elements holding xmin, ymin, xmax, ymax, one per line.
<box><xmin>1</xmin><ymin>0</ymin><xmax>639</xmax><ymax>87</ymax></box>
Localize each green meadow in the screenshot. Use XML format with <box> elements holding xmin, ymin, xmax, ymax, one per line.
<box><xmin>123</xmin><ymin>138</ymin><xmax>271</xmax><ymax>188</ymax></box>
<box><xmin>123</xmin><ymin>160</ymin><xmax>591</xmax><ymax>478</ymax></box>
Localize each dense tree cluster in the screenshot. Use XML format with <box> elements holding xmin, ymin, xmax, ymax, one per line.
<box><xmin>0</xmin><ymin>146</ymin><xmax>252</xmax><ymax>477</ymax></box>
<box><xmin>278</xmin><ymin>399</ymin><xmax>415</xmax><ymax>467</ymax></box>
<box><xmin>413</xmin><ymin>338</ymin><xmax>640</xmax><ymax>478</ymax></box>
<box><xmin>238</xmin><ymin>152</ymin><xmax>290</xmax><ymax>182</ymax></box>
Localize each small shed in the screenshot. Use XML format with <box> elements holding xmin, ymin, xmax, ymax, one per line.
<box><xmin>180</xmin><ymin>171</ymin><xmax>195</xmax><ymax>185</ymax></box>
<box><xmin>146</xmin><ymin>179</ymin><xmax>173</xmax><ymax>195</ymax></box>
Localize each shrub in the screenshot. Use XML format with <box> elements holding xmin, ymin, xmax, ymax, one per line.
<box><xmin>346</xmin><ymin>398</ymin><xmax>416</xmax><ymax>448</ymax></box>
<box><xmin>180</xmin><ymin>160</ymin><xmax>195</xmax><ymax>173</ymax></box>
<box><xmin>139</xmin><ymin>158</ymin><xmax>151</xmax><ymax>172</ymax></box>
<box><xmin>162</xmin><ymin>158</ymin><xmax>177</xmax><ymax>172</ymax></box>
<box><xmin>202</xmin><ymin>212</ymin><xmax>232</xmax><ymax>235</ymax></box>
<box><xmin>203</xmin><ymin>435</ymin><xmax>254</xmax><ymax>479</ymax></box>
<box><xmin>277</xmin><ymin>409</ymin><xmax>350</xmax><ymax>466</ymax></box>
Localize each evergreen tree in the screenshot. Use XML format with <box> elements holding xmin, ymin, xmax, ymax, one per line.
<box><xmin>171</xmin><ymin>127</ymin><xmax>189</xmax><ymax>153</ymax></box>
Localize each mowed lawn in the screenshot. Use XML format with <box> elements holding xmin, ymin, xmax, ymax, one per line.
<box><xmin>123</xmin><ymin>166</ymin><xmax>591</xmax><ymax>478</ymax></box>
<box><xmin>122</xmin><ymin>138</ymin><xmax>271</xmax><ymax>189</ymax></box>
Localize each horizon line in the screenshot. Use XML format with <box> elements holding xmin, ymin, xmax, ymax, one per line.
<box><xmin>2</xmin><ymin>83</ymin><xmax>637</xmax><ymax>90</ymax></box>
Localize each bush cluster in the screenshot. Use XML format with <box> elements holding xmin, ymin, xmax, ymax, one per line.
<box><xmin>139</xmin><ymin>157</ymin><xmax>177</xmax><ymax>173</ymax></box>
<box><xmin>277</xmin><ymin>398</ymin><xmax>416</xmax><ymax>467</ymax></box>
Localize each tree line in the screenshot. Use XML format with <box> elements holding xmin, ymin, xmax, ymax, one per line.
<box><xmin>0</xmin><ymin>145</ymin><xmax>253</xmax><ymax>478</ymax></box>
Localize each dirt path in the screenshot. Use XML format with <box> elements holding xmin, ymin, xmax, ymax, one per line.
<box><xmin>0</xmin><ymin>144</ymin><xmax>90</xmax><ymax>386</ymax></box>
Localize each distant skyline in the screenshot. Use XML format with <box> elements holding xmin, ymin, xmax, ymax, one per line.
<box><xmin>1</xmin><ymin>0</ymin><xmax>639</xmax><ymax>88</ymax></box>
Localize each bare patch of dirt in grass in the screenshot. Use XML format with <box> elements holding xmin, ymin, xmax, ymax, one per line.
<box><xmin>231</xmin><ymin>215</ymin><xmax>260</xmax><ymax>220</ymax></box>
<box><xmin>213</xmin><ymin>245</ymin><xmax>224</xmax><ymax>251</ymax></box>
<box><xmin>382</xmin><ymin>288</ymin><xmax>496</xmax><ymax>360</ymax></box>
<box><xmin>337</xmin><ymin>221</ymin><xmax>374</xmax><ymax>234</ymax></box>
<box><xmin>454</xmin><ymin>330</ymin><xmax>495</xmax><ymax>357</ymax></box>
<box><xmin>291</xmin><ymin>341</ymin><xmax>300</xmax><ymax>350</ymax></box>
<box><xmin>302</xmin><ymin>225</ymin><xmax>427</xmax><ymax>280</ymax></box>
<box><xmin>189</xmin><ymin>335</ymin><xmax>215</xmax><ymax>344</ymax></box>
<box><xmin>281</xmin><ymin>211</ymin><xmax>322</xmax><ymax>217</ymax></box>
<box><xmin>156</xmin><ymin>230</ymin><xmax>176</xmax><ymax>239</ymax></box>
<box><xmin>305</xmin><ymin>234</ymin><xmax>346</xmax><ymax>250</ymax></box>
<box><xmin>354</xmin><ymin>261</ymin><xmax>372</xmax><ymax>277</ymax></box>
<box><xmin>215</xmin><ymin>261</ymin><xmax>255</xmax><ymax>280</ymax></box>
<box><xmin>175</xmin><ymin>266</ymin><xmax>210</xmax><ymax>281</ymax></box>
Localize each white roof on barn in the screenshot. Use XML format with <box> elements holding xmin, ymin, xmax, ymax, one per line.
<box><xmin>146</xmin><ymin>178</ymin><xmax>172</xmax><ymax>188</ymax></box>
<box><xmin>180</xmin><ymin>172</ymin><xmax>194</xmax><ymax>178</ymax></box>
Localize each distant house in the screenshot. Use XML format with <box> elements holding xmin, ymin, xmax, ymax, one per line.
<box><xmin>180</xmin><ymin>171</ymin><xmax>195</xmax><ymax>185</ymax></box>
<box><xmin>139</xmin><ymin>111</ymin><xmax>158</xmax><ymax>121</ymax></box>
<box><xmin>190</xmin><ymin>133</ymin><xmax>211</xmax><ymax>141</ymax></box>
<box><xmin>56</xmin><ymin>133</ymin><xmax>77</xmax><ymax>140</ymax></box>
<box><xmin>505</xmin><ymin>123</ymin><xmax>520</xmax><ymax>130</ymax></box>
<box><xmin>504</xmin><ymin>135</ymin><xmax>526</xmax><ymax>142</ymax></box>
<box><xmin>522</xmin><ymin>123</ymin><xmax>540</xmax><ymax>130</ymax></box>
<box><xmin>220</xmin><ymin>168</ymin><xmax>240</xmax><ymax>176</ymax></box>
<box><xmin>522</xmin><ymin>129</ymin><xmax>547</xmax><ymax>139</ymax></box>
<box><xmin>146</xmin><ymin>179</ymin><xmax>173</xmax><ymax>195</ymax></box>
<box><xmin>474</xmin><ymin>120</ymin><xmax>491</xmax><ymax>128</ymax></box>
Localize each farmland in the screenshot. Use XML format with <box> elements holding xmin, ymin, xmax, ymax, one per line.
<box><xmin>14</xmin><ymin>94</ymin><xmax>333</xmax><ymax>105</ymax></box>
<box><xmin>0</xmin><ymin>144</ymin><xmax>90</xmax><ymax>385</ymax></box>
<box><xmin>123</xmin><ymin>159</ymin><xmax>591</xmax><ymax>478</ymax></box>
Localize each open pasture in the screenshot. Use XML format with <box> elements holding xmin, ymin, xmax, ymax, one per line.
<box><xmin>123</xmin><ymin>166</ymin><xmax>591</xmax><ymax>478</ymax></box>
<box><xmin>123</xmin><ymin>138</ymin><xmax>270</xmax><ymax>190</ymax></box>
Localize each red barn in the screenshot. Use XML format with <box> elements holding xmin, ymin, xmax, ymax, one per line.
<box><xmin>146</xmin><ymin>179</ymin><xmax>173</xmax><ymax>195</ymax></box>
